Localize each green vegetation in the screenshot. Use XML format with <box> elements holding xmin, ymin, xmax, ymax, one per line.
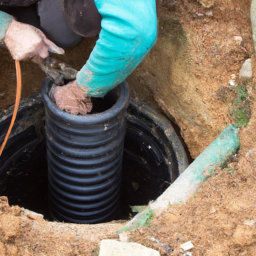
<box><xmin>230</xmin><ymin>82</ymin><xmax>251</xmax><ymax>128</ymax></box>
<box><xmin>225</xmin><ymin>167</ymin><xmax>233</xmax><ymax>175</ymax></box>
<box><xmin>117</xmin><ymin>207</ymin><xmax>154</xmax><ymax>234</ymax></box>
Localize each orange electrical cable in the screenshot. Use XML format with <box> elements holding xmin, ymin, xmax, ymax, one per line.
<box><xmin>0</xmin><ymin>60</ymin><xmax>22</xmax><ymax>156</ymax></box>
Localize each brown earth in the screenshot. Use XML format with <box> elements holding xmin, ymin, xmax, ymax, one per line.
<box><xmin>0</xmin><ymin>0</ymin><xmax>253</xmax><ymax>158</ymax></box>
<box><xmin>1</xmin><ymin>81</ymin><xmax>256</xmax><ymax>256</ymax></box>
<box><xmin>128</xmin><ymin>77</ymin><xmax>256</xmax><ymax>255</ymax></box>
<box><xmin>128</xmin><ymin>0</ymin><xmax>253</xmax><ymax>158</ymax></box>
<box><xmin>0</xmin><ymin>197</ymin><xmax>125</xmax><ymax>256</ymax></box>
<box><xmin>0</xmin><ymin>0</ymin><xmax>256</xmax><ymax>255</ymax></box>
<box><xmin>1</xmin><ymin>99</ymin><xmax>256</xmax><ymax>256</ymax></box>
<box><xmin>1</xmin><ymin>0</ymin><xmax>253</xmax><ymax>159</ymax></box>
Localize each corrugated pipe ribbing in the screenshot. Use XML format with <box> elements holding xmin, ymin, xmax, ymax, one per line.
<box><xmin>42</xmin><ymin>78</ymin><xmax>130</xmax><ymax>223</ymax></box>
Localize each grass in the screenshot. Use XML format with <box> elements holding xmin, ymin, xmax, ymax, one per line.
<box><xmin>117</xmin><ymin>207</ymin><xmax>154</xmax><ymax>234</ymax></box>
<box><xmin>230</xmin><ymin>81</ymin><xmax>251</xmax><ymax>128</ymax></box>
<box><xmin>225</xmin><ymin>167</ymin><xmax>233</xmax><ymax>175</ymax></box>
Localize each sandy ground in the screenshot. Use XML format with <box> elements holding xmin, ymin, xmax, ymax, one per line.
<box><xmin>0</xmin><ymin>0</ymin><xmax>256</xmax><ymax>255</ymax></box>
<box><xmin>1</xmin><ymin>85</ymin><xmax>256</xmax><ymax>256</ymax></box>
<box><xmin>128</xmin><ymin>74</ymin><xmax>256</xmax><ymax>255</ymax></box>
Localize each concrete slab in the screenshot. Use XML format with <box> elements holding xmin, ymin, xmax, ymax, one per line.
<box><xmin>99</xmin><ymin>239</ymin><xmax>160</xmax><ymax>256</ymax></box>
<box><xmin>239</xmin><ymin>59</ymin><xmax>252</xmax><ymax>79</ymax></box>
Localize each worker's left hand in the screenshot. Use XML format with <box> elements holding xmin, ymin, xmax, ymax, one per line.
<box><xmin>53</xmin><ymin>80</ymin><xmax>92</xmax><ymax>116</ymax></box>
<box><xmin>4</xmin><ymin>20</ymin><xmax>64</xmax><ymax>63</ymax></box>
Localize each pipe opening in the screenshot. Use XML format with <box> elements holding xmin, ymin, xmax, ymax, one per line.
<box><xmin>0</xmin><ymin>91</ymin><xmax>188</xmax><ymax>223</ymax></box>
<box><xmin>0</xmin><ymin>136</ymin><xmax>171</xmax><ymax>221</ymax></box>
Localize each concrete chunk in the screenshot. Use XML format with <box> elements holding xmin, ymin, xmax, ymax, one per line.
<box><xmin>180</xmin><ymin>241</ymin><xmax>194</xmax><ymax>251</ymax></box>
<box><xmin>239</xmin><ymin>59</ymin><xmax>252</xmax><ymax>79</ymax></box>
<box><xmin>99</xmin><ymin>240</ymin><xmax>160</xmax><ymax>256</ymax></box>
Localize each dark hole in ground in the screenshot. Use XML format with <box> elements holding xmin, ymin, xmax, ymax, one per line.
<box><xmin>0</xmin><ymin>137</ymin><xmax>171</xmax><ymax>221</ymax></box>
<box><xmin>89</xmin><ymin>96</ymin><xmax>116</xmax><ymax>114</ymax></box>
<box><xmin>0</xmin><ymin>92</ymin><xmax>185</xmax><ymax>223</ymax></box>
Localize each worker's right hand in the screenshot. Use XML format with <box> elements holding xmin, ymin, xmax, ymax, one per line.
<box><xmin>4</xmin><ymin>20</ymin><xmax>64</xmax><ymax>63</ymax></box>
<box><xmin>53</xmin><ymin>80</ymin><xmax>92</xmax><ymax>116</ymax></box>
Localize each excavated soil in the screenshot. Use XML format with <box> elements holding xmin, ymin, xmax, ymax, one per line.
<box><xmin>128</xmin><ymin>0</ymin><xmax>254</xmax><ymax>158</ymax></box>
<box><xmin>1</xmin><ymin>0</ymin><xmax>256</xmax><ymax>255</ymax></box>
<box><xmin>128</xmin><ymin>99</ymin><xmax>256</xmax><ymax>256</ymax></box>
<box><xmin>2</xmin><ymin>92</ymin><xmax>256</xmax><ymax>256</ymax></box>
<box><xmin>128</xmin><ymin>65</ymin><xmax>256</xmax><ymax>255</ymax></box>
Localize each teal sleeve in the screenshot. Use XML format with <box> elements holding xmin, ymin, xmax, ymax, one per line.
<box><xmin>77</xmin><ymin>0</ymin><xmax>157</xmax><ymax>97</ymax></box>
<box><xmin>0</xmin><ymin>11</ymin><xmax>13</xmax><ymax>41</ymax></box>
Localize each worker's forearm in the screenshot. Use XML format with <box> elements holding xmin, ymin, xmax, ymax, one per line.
<box><xmin>0</xmin><ymin>11</ymin><xmax>13</xmax><ymax>41</ymax></box>
<box><xmin>77</xmin><ymin>0</ymin><xmax>157</xmax><ymax>97</ymax></box>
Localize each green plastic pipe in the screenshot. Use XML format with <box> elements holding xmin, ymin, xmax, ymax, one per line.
<box><xmin>122</xmin><ymin>125</ymin><xmax>240</xmax><ymax>232</ymax></box>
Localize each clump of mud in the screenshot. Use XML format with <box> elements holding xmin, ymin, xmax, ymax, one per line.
<box><xmin>52</xmin><ymin>82</ymin><xmax>93</xmax><ymax>116</ymax></box>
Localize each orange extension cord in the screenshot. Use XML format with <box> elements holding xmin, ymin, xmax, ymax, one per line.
<box><xmin>0</xmin><ymin>60</ymin><xmax>22</xmax><ymax>156</ymax></box>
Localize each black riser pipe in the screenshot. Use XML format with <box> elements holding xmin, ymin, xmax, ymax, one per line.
<box><xmin>42</xmin><ymin>78</ymin><xmax>130</xmax><ymax>224</ymax></box>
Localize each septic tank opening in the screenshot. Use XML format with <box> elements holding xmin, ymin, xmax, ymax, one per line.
<box><xmin>0</xmin><ymin>138</ymin><xmax>171</xmax><ymax>221</ymax></box>
<box><xmin>0</xmin><ymin>93</ymin><xmax>188</xmax><ymax>223</ymax></box>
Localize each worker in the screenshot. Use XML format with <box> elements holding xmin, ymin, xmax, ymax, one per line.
<box><xmin>0</xmin><ymin>0</ymin><xmax>157</xmax><ymax>114</ymax></box>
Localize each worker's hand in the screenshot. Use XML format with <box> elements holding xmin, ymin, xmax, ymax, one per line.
<box><xmin>53</xmin><ymin>80</ymin><xmax>92</xmax><ymax>116</ymax></box>
<box><xmin>4</xmin><ymin>20</ymin><xmax>64</xmax><ymax>63</ymax></box>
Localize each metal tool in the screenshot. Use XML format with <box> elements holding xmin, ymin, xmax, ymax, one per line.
<box><xmin>39</xmin><ymin>57</ymin><xmax>78</xmax><ymax>86</ymax></box>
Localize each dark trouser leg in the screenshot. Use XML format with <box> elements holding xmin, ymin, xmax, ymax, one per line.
<box><xmin>0</xmin><ymin>5</ymin><xmax>40</xmax><ymax>28</ymax></box>
<box><xmin>37</xmin><ymin>0</ymin><xmax>82</xmax><ymax>48</ymax></box>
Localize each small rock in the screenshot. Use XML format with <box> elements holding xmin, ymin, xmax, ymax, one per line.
<box><xmin>209</xmin><ymin>206</ymin><xmax>216</xmax><ymax>214</ymax></box>
<box><xmin>230</xmin><ymin>74</ymin><xmax>236</xmax><ymax>80</ymax></box>
<box><xmin>239</xmin><ymin>59</ymin><xmax>252</xmax><ymax>79</ymax></box>
<box><xmin>180</xmin><ymin>241</ymin><xmax>194</xmax><ymax>251</ymax></box>
<box><xmin>205</xmin><ymin>10</ymin><xmax>213</xmax><ymax>16</ymax></box>
<box><xmin>193</xmin><ymin>12</ymin><xmax>204</xmax><ymax>18</ymax></box>
<box><xmin>243</xmin><ymin>219</ymin><xmax>256</xmax><ymax>227</ymax></box>
<box><xmin>99</xmin><ymin>240</ymin><xmax>160</xmax><ymax>256</ymax></box>
<box><xmin>197</xmin><ymin>0</ymin><xmax>214</xmax><ymax>8</ymax></box>
<box><xmin>228</xmin><ymin>79</ymin><xmax>235</xmax><ymax>86</ymax></box>
<box><xmin>234</xmin><ymin>36</ymin><xmax>243</xmax><ymax>46</ymax></box>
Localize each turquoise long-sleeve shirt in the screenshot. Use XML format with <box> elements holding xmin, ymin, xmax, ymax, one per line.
<box><xmin>77</xmin><ymin>0</ymin><xmax>157</xmax><ymax>97</ymax></box>
<box><xmin>0</xmin><ymin>11</ymin><xmax>13</xmax><ymax>41</ymax></box>
<box><xmin>0</xmin><ymin>0</ymin><xmax>157</xmax><ymax>97</ymax></box>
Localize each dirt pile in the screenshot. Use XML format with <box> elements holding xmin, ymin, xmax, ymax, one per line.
<box><xmin>128</xmin><ymin>0</ymin><xmax>253</xmax><ymax>158</ymax></box>
<box><xmin>0</xmin><ymin>0</ymin><xmax>253</xmax><ymax>158</ymax></box>
<box><xmin>128</xmin><ymin>79</ymin><xmax>256</xmax><ymax>255</ymax></box>
<box><xmin>0</xmin><ymin>196</ymin><xmax>124</xmax><ymax>256</ymax></box>
<box><xmin>2</xmin><ymin>111</ymin><xmax>256</xmax><ymax>256</ymax></box>
<box><xmin>2</xmin><ymin>87</ymin><xmax>256</xmax><ymax>255</ymax></box>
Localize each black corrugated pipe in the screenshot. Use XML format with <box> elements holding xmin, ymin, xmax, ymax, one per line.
<box><xmin>42</xmin><ymin>78</ymin><xmax>131</xmax><ymax>224</ymax></box>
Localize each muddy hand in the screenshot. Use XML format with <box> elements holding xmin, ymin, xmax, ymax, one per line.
<box><xmin>4</xmin><ymin>20</ymin><xmax>64</xmax><ymax>63</ymax></box>
<box><xmin>53</xmin><ymin>80</ymin><xmax>92</xmax><ymax>116</ymax></box>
